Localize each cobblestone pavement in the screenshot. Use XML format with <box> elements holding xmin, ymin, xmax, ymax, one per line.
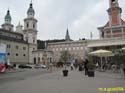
<box><xmin>0</xmin><ymin>68</ymin><xmax>125</xmax><ymax>93</ymax></box>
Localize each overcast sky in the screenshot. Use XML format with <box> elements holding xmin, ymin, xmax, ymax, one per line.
<box><xmin>0</xmin><ymin>0</ymin><xmax>125</xmax><ymax>40</ymax></box>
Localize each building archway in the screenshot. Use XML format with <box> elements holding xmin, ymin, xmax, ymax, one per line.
<box><xmin>34</xmin><ymin>57</ymin><xmax>36</xmax><ymax>64</ymax></box>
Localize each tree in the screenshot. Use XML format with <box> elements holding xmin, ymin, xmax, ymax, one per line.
<box><xmin>113</xmin><ymin>49</ymin><xmax>125</xmax><ymax>65</ymax></box>
<box><xmin>37</xmin><ymin>40</ymin><xmax>45</xmax><ymax>49</ymax></box>
<box><xmin>59</xmin><ymin>50</ymin><xmax>71</xmax><ymax>69</ymax></box>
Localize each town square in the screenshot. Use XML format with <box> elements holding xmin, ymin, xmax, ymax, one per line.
<box><xmin>0</xmin><ymin>0</ymin><xmax>125</xmax><ymax>93</ymax></box>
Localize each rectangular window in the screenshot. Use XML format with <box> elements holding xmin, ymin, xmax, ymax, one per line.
<box><xmin>65</xmin><ymin>48</ymin><xmax>67</xmax><ymax>50</ymax></box>
<box><xmin>53</xmin><ymin>48</ymin><xmax>55</xmax><ymax>51</ymax></box>
<box><xmin>81</xmin><ymin>47</ymin><xmax>83</xmax><ymax>50</ymax></box>
<box><xmin>33</xmin><ymin>24</ymin><xmax>35</xmax><ymax>28</ymax></box>
<box><xmin>38</xmin><ymin>57</ymin><xmax>40</xmax><ymax>63</ymax></box>
<box><xmin>60</xmin><ymin>48</ymin><xmax>62</xmax><ymax>51</ymax></box>
<box><xmin>68</xmin><ymin>47</ymin><xmax>71</xmax><ymax>51</ymax></box>
<box><xmin>16</xmin><ymin>53</ymin><xmax>18</xmax><ymax>56</ymax></box>
<box><xmin>15</xmin><ymin>46</ymin><xmax>19</xmax><ymax>49</ymax></box>
<box><xmin>7</xmin><ymin>44</ymin><xmax>11</xmax><ymax>48</ymax></box>
<box><xmin>7</xmin><ymin>53</ymin><xmax>10</xmax><ymax>56</ymax></box>
<box><xmin>26</xmin><ymin>37</ymin><xmax>28</xmax><ymax>42</ymax></box>
<box><xmin>27</xmin><ymin>23</ymin><xmax>29</xmax><ymax>28</ymax></box>
<box><xmin>56</xmin><ymin>48</ymin><xmax>58</xmax><ymax>51</ymax></box>
<box><xmin>76</xmin><ymin>47</ymin><xmax>79</xmax><ymax>50</ymax></box>
<box><xmin>33</xmin><ymin>37</ymin><xmax>35</xmax><ymax>43</ymax></box>
<box><xmin>73</xmin><ymin>47</ymin><xmax>76</xmax><ymax>50</ymax></box>
<box><xmin>23</xmin><ymin>47</ymin><xmax>26</xmax><ymax>50</ymax></box>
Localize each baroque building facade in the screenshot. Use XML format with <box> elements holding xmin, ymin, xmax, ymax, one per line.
<box><xmin>47</xmin><ymin>0</ymin><xmax>125</xmax><ymax>63</ymax></box>
<box><xmin>0</xmin><ymin>2</ymin><xmax>53</xmax><ymax>65</ymax></box>
<box><xmin>98</xmin><ymin>0</ymin><xmax>125</xmax><ymax>38</ymax></box>
<box><xmin>1</xmin><ymin>0</ymin><xmax>125</xmax><ymax>65</ymax></box>
<box><xmin>47</xmin><ymin>40</ymin><xmax>86</xmax><ymax>63</ymax></box>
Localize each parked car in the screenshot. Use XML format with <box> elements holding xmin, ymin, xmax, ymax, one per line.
<box><xmin>18</xmin><ymin>64</ymin><xmax>32</xmax><ymax>69</ymax></box>
<box><xmin>34</xmin><ymin>64</ymin><xmax>47</xmax><ymax>69</ymax></box>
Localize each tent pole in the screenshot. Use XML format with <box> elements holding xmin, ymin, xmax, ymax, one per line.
<box><xmin>101</xmin><ymin>57</ymin><xmax>103</xmax><ymax>71</ymax></box>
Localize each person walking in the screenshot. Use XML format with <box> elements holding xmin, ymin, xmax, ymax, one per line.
<box><xmin>123</xmin><ymin>64</ymin><xmax>125</xmax><ymax>76</ymax></box>
<box><xmin>49</xmin><ymin>62</ymin><xmax>53</xmax><ymax>72</ymax></box>
<box><xmin>84</xmin><ymin>59</ymin><xmax>89</xmax><ymax>75</ymax></box>
<box><xmin>70</xmin><ymin>63</ymin><xmax>74</xmax><ymax>70</ymax></box>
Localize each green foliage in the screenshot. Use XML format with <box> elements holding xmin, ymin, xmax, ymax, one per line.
<box><xmin>46</xmin><ymin>39</ymin><xmax>66</xmax><ymax>43</ymax></box>
<box><xmin>37</xmin><ymin>40</ymin><xmax>45</xmax><ymax>49</ymax></box>
<box><xmin>87</xmin><ymin>62</ymin><xmax>96</xmax><ymax>70</ymax></box>
<box><xmin>37</xmin><ymin>39</ymin><xmax>67</xmax><ymax>49</ymax></box>
<box><xmin>113</xmin><ymin>49</ymin><xmax>125</xmax><ymax>65</ymax></box>
<box><xmin>87</xmin><ymin>55</ymin><xmax>93</xmax><ymax>63</ymax></box>
<box><xmin>59</xmin><ymin>50</ymin><xmax>71</xmax><ymax>64</ymax></box>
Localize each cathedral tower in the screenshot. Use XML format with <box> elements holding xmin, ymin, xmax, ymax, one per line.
<box><xmin>2</xmin><ymin>9</ymin><xmax>14</xmax><ymax>31</ymax></box>
<box><xmin>23</xmin><ymin>2</ymin><xmax>38</xmax><ymax>63</ymax></box>
<box><xmin>65</xmin><ymin>28</ymin><xmax>70</xmax><ymax>41</ymax></box>
<box><xmin>23</xmin><ymin>2</ymin><xmax>37</xmax><ymax>45</ymax></box>
<box><xmin>16</xmin><ymin>22</ymin><xmax>23</xmax><ymax>34</ymax></box>
<box><xmin>108</xmin><ymin>0</ymin><xmax>122</xmax><ymax>26</ymax></box>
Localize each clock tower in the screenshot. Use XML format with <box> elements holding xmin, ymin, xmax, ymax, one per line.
<box><xmin>98</xmin><ymin>0</ymin><xmax>125</xmax><ymax>38</ymax></box>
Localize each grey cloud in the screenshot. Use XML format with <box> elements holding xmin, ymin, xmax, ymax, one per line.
<box><xmin>0</xmin><ymin>0</ymin><xmax>125</xmax><ymax>40</ymax></box>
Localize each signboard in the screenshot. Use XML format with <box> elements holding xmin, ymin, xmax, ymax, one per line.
<box><xmin>0</xmin><ymin>43</ymin><xmax>6</xmax><ymax>72</ymax></box>
<box><xmin>0</xmin><ymin>53</ymin><xmax>6</xmax><ymax>64</ymax></box>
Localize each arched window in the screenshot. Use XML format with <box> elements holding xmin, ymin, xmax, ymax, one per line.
<box><xmin>33</xmin><ymin>23</ymin><xmax>35</xmax><ymax>28</ymax></box>
<box><xmin>33</xmin><ymin>37</ymin><xmax>35</xmax><ymax>44</ymax></box>
<box><xmin>9</xmin><ymin>27</ymin><xmax>12</xmax><ymax>31</ymax></box>
<box><xmin>34</xmin><ymin>57</ymin><xmax>36</xmax><ymax>64</ymax></box>
<box><xmin>50</xmin><ymin>58</ymin><xmax>52</xmax><ymax>63</ymax></box>
<box><xmin>27</xmin><ymin>23</ymin><xmax>29</xmax><ymax>28</ymax></box>
<box><xmin>26</xmin><ymin>37</ymin><xmax>28</xmax><ymax>42</ymax></box>
<box><xmin>38</xmin><ymin>57</ymin><xmax>40</xmax><ymax>63</ymax></box>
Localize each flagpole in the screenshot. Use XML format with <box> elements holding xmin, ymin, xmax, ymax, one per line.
<box><xmin>90</xmin><ymin>31</ymin><xmax>93</xmax><ymax>40</ymax></box>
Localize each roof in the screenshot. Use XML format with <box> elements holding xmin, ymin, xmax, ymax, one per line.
<box><xmin>121</xmin><ymin>19</ymin><xmax>125</xmax><ymax>25</ymax></box>
<box><xmin>104</xmin><ymin>21</ymin><xmax>109</xmax><ymax>27</ymax></box>
<box><xmin>27</xmin><ymin>3</ymin><xmax>35</xmax><ymax>16</ymax></box>
<box><xmin>0</xmin><ymin>35</ymin><xmax>28</xmax><ymax>44</ymax></box>
<box><xmin>99</xmin><ymin>19</ymin><xmax>125</xmax><ymax>29</ymax></box>
<box><xmin>0</xmin><ymin>28</ymin><xmax>23</xmax><ymax>36</ymax></box>
<box><xmin>5</xmin><ymin>10</ymin><xmax>11</xmax><ymax>21</ymax></box>
<box><xmin>47</xmin><ymin>39</ymin><xmax>87</xmax><ymax>45</ymax></box>
<box><xmin>0</xmin><ymin>29</ymin><xmax>27</xmax><ymax>44</ymax></box>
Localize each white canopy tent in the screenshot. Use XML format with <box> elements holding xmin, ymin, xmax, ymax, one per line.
<box><xmin>89</xmin><ymin>49</ymin><xmax>114</xmax><ymax>71</ymax></box>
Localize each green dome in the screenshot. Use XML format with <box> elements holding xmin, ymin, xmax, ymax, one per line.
<box><xmin>27</xmin><ymin>3</ymin><xmax>35</xmax><ymax>16</ymax></box>
<box><xmin>5</xmin><ymin>10</ymin><xmax>11</xmax><ymax>22</ymax></box>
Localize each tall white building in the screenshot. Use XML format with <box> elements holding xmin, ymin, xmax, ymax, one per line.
<box><xmin>0</xmin><ymin>2</ymin><xmax>53</xmax><ymax>65</ymax></box>
<box><xmin>23</xmin><ymin>2</ymin><xmax>38</xmax><ymax>64</ymax></box>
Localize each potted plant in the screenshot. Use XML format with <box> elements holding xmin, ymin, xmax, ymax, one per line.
<box><xmin>59</xmin><ymin>50</ymin><xmax>71</xmax><ymax>77</ymax></box>
<box><xmin>62</xmin><ymin>67</ymin><xmax>68</xmax><ymax>77</ymax></box>
<box><xmin>87</xmin><ymin>62</ymin><xmax>96</xmax><ymax>77</ymax></box>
